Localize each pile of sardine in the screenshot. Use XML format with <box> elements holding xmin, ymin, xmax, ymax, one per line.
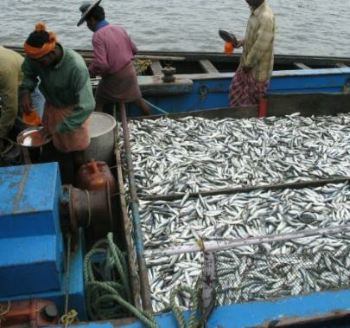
<box><xmin>141</xmin><ymin>183</ymin><xmax>350</xmax><ymax>311</ymax></box>
<box><xmin>127</xmin><ymin>114</ymin><xmax>350</xmax><ymax>195</ymax></box>
<box><xmin>121</xmin><ymin>114</ymin><xmax>350</xmax><ymax>311</ymax></box>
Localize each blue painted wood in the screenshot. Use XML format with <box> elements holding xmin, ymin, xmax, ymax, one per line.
<box><xmin>0</xmin><ymin>235</ymin><xmax>62</xmax><ymax>296</ymax></box>
<box><xmin>0</xmin><ymin>163</ymin><xmax>62</xmax><ymax>238</ymax></box>
<box><xmin>0</xmin><ymin>231</ymin><xmax>87</xmax><ymax>320</ymax></box>
<box><xmin>0</xmin><ymin>163</ymin><xmax>64</xmax><ymax>297</ymax></box>
<box><xmin>71</xmin><ymin>290</ymin><xmax>350</xmax><ymax>328</ymax></box>
<box><xmin>129</xmin><ymin>68</ymin><xmax>350</xmax><ymax>116</ymax></box>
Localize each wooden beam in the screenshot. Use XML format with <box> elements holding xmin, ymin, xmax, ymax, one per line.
<box><xmin>199</xmin><ymin>59</ymin><xmax>219</xmax><ymax>73</ymax></box>
<box><xmin>294</xmin><ymin>62</ymin><xmax>311</xmax><ymax>69</ymax></box>
<box><xmin>336</xmin><ymin>63</ymin><xmax>348</xmax><ymax>68</ymax></box>
<box><xmin>150</xmin><ymin>60</ymin><xmax>163</xmax><ymax>75</ymax></box>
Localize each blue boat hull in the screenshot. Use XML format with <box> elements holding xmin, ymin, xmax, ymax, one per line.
<box><xmin>128</xmin><ymin>67</ymin><xmax>350</xmax><ymax>116</ymax></box>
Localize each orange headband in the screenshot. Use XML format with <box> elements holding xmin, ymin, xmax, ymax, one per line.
<box><xmin>24</xmin><ymin>22</ymin><xmax>57</xmax><ymax>59</ymax></box>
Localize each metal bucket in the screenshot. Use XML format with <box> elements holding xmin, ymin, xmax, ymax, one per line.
<box><xmin>86</xmin><ymin>112</ymin><xmax>117</xmax><ymax>165</ymax></box>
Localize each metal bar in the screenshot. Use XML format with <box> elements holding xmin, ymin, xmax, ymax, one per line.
<box><xmin>139</xmin><ymin>176</ymin><xmax>350</xmax><ymax>201</ymax></box>
<box><xmin>119</xmin><ymin>103</ymin><xmax>153</xmax><ymax>312</ymax></box>
<box><xmin>144</xmin><ymin>223</ymin><xmax>350</xmax><ymax>258</ymax></box>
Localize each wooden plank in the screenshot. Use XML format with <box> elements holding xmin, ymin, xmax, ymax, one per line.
<box><xmin>268</xmin><ymin>94</ymin><xmax>350</xmax><ymax>117</ymax></box>
<box><xmin>199</xmin><ymin>59</ymin><xmax>219</xmax><ymax>73</ymax></box>
<box><xmin>137</xmin><ymin>55</ymin><xmax>185</xmax><ymax>61</ymax></box>
<box><xmin>150</xmin><ymin>60</ymin><xmax>163</xmax><ymax>75</ymax></box>
<box><xmin>115</xmin><ymin>144</ymin><xmax>142</xmax><ymax>310</ymax></box>
<box><xmin>336</xmin><ymin>63</ymin><xmax>348</xmax><ymax>68</ymax></box>
<box><xmin>132</xmin><ymin>94</ymin><xmax>350</xmax><ymax>121</ymax></box>
<box><xmin>131</xmin><ymin>106</ymin><xmax>258</xmax><ymax>121</ymax></box>
<box><xmin>6</xmin><ymin>45</ymin><xmax>350</xmax><ymax>67</ymax></box>
<box><xmin>294</xmin><ymin>62</ymin><xmax>311</xmax><ymax>69</ymax></box>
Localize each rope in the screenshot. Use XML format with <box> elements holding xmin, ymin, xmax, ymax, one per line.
<box><xmin>84</xmin><ymin>233</ymin><xmax>158</xmax><ymax>328</ymax></box>
<box><xmin>0</xmin><ymin>301</ymin><xmax>11</xmax><ymax>323</ymax></box>
<box><xmin>0</xmin><ymin>137</ymin><xmax>15</xmax><ymax>156</ymax></box>
<box><xmin>170</xmin><ymin>284</ymin><xmax>201</xmax><ymax>328</ymax></box>
<box><xmin>60</xmin><ymin>310</ymin><xmax>78</xmax><ymax>326</ymax></box>
<box><xmin>143</xmin><ymin>99</ymin><xmax>169</xmax><ymax>115</ymax></box>
<box><xmin>59</xmin><ymin>234</ymin><xmax>79</xmax><ymax>327</ymax></box>
<box><xmin>134</xmin><ymin>59</ymin><xmax>152</xmax><ymax>75</ymax></box>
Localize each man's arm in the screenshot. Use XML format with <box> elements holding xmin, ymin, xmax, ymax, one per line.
<box><xmin>19</xmin><ymin>58</ymin><xmax>40</xmax><ymax>113</ymax></box>
<box><xmin>89</xmin><ymin>35</ymin><xmax>109</xmax><ymax>76</ymax></box>
<box><xmin>244</xmin><ymin>17</ymin><xmax>275</xmax><ymax>69</ymax></box>
<box><xmin>56</xmin><ymin>66</ymin><xmax>95</xmax><ymax>134</ymax></box>
<box><xmin>0</xmin><ymin>76</ymin><xmax>19</xmax><ymax>139</ymax></box>
<box><xmin>130</xmin><ymin>38</ymin><xmax>138</xmax><ymax>55</ymax></box>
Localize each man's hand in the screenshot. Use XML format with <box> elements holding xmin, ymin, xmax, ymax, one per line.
<box><xmin>236</xmin><ymin>40</ymin><xmax>245</xmax><ymax>48</ymax></box>
<box><xmin>242</xmin><ymin>65</ymin><xmax>252</xmax><ymax>73</ymax></box>
<box><xmin>20</xmin><ymin>92</ymin><xmax>33</xmax><ymax>114</ymax></box>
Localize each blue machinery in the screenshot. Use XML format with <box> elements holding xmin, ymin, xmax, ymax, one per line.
<box><xmin>0</xmin><ymin>163</ymin><xmax>86</xmax><ymax>318</ymax></box>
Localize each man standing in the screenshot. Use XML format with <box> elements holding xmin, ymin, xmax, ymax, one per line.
<box><xmin>77</xmin><ymin>0</ymin><xmax>150</xmax><ymax>115</ymax></box>
<box><xmin>229</xmin><ymin>0</ymin><xmax>275</xmax><ymax>108</ymax></box>
<box><xmin>0</xmin><ymin>46</ymin><xmax>24</xmax><ymax>152</ymax></box>
<box><xmin>20</xmin><ymin>22</ymin><xmax>95</xmax><ymax>182</ymax></box>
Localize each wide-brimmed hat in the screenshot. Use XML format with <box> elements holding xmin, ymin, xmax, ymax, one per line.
<box><xmin>77</xmin><ymin>0</ymin><xmax>102</xmax><ymax>26</ymax></box>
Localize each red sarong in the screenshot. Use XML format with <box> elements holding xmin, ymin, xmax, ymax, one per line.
<box><xmin>43</xmin><ymin>103</ymin><xmax>91</xmax><ymax>153</ymax></box>
<box><xmin>229</xmin><ymin>69</ymin><xmax>268</xmax><ymax>107</ymax></box>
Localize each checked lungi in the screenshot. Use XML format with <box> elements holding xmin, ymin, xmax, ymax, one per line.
<box><xmin>229</xmin><ymin>68</ymin><xmax>269</xmax><ymax>108</ymax></box>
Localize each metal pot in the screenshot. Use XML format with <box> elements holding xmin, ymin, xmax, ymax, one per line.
<box><xmin>86</xmin><ymin>112</ymin><xmax>117</xmax><ymax>165</ymax></box>
<box><xmin>16</xmin><ymin>127</ymin><xmax>52</xmax><ymax>148</ymax></box>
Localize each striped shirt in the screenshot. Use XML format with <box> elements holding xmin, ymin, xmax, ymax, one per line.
<box><xmin>240</xmin><ymin>1</ymin><xmax>276</xmax><ymax>82</ymax></box>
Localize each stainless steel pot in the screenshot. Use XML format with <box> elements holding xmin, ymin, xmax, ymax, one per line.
<box><xmin>86</xmin><ymin>112</ymin><xmax>117</xmax><ymax>165</ymax></box>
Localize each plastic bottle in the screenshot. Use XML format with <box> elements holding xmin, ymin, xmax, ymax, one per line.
<box><xmin>23</xmin><ymin>110</ymin><xmax>42</xmax><ymax>126</ymax></box>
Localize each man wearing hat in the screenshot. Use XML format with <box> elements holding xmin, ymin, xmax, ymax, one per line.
<box><xmin>20</xmin><ymin>22</ymin><xmax>95</xmax><ymax>182</ymax></box>
<box><xmin>229</xmin><ymin>0</ymin><xmax>275</xmax><ymax>108</ymax></box>
<box><xmin>77</xmin><ymin>1</ymin><xmax>150</xmax><ymax>115</ymax></box>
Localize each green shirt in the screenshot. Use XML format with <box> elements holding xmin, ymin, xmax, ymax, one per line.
<box><xmin>20</xmin><ymin>45</ymin><xmax>95</xmax><ymax>133</ymax></box>
<box><xmin>0</xmin><ymin>46</ymin><xmax>24</xmax><ymax>139</ymax></box>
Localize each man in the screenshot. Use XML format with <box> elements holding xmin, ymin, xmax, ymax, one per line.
<box><xmin>229</xmin><ymin>0</ymin><xmax>275</xmax><ymax>108</ymax></box>
<box><xmin>20</xmin><ymin>22</ymin><xmax>95</xmax><ymax>182</ymax></box>
<box><xmin>77</xmin><ymin>0</ymin><xmax>150</xmax><ymax>115</ymax></box>
<box><xmin>0</xmin><ymin>46</ymin><xmax>24</xmax><ymax>152</ymax></box>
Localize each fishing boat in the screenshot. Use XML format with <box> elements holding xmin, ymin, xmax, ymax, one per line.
<box><xmin>7</xmin><ymin>46</ymin><xmax>350</xmax><ymax>115</ymax></box>
<box><xmin>2</xmin><ymin>90</ymin><xmax>350</xmax><ymax>328</ymax></box>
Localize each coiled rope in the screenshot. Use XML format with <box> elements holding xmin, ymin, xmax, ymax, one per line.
<box><xmin>84</xmin><ymin>233</ymin><xmax>158</xmax><ymax>327</ymax></box>
<box><xmin>170</xmin><ymin>283</ymin><xmax>201</xmax><ymax>328</ymax></box>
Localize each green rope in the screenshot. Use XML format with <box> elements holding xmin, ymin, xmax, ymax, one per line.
<box><xmin>84</xmin><ymin>233</ymin><xmax>158</xmax><ymax>328</ymax></box>
<box><xmin>0</xmin><ymin>137</ymin><xmax>15</xmax><ymax>156</ymax></box>
<box><xmin>84</xmin><ymin>233</ymin><xmax>205</xmax><ymax>328</ymax></box>
<box><xmin>170</xmin><ymin>285</ymin><xmax>201</xmax><ymax>328</ymax></box>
